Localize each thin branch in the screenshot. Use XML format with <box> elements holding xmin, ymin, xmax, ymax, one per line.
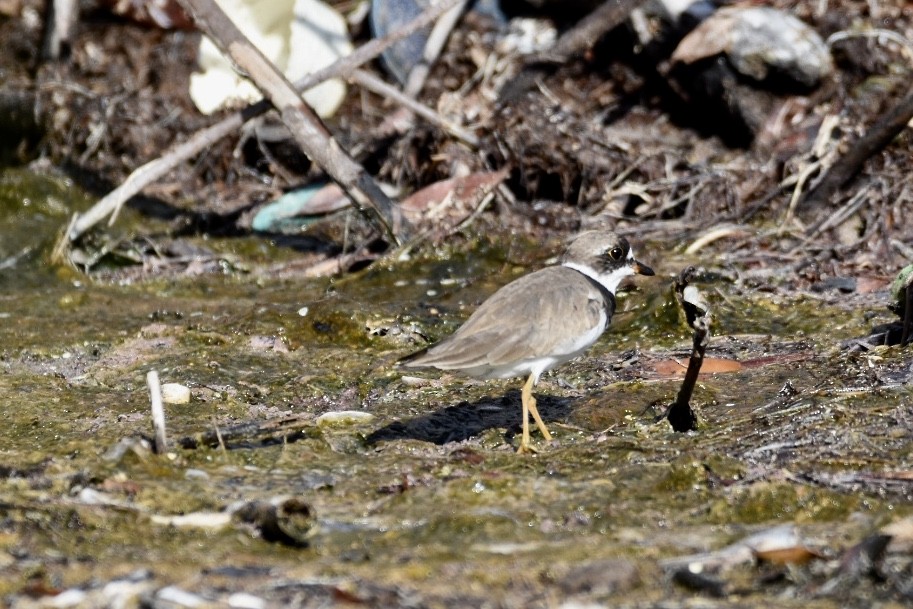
<box><xmin>377</xmin><ymin>0</ymin><xmax>468</xmax><ymax>137</ymax></box>
<box><xmin>549</xmin><ymin>0</ymin><xmax>648</xmax><ymax>61</ymax></box>
<box><xmin>351</xmin><ymin>69</ymin><xmax>478</xmax><ymax>147</ymax></box>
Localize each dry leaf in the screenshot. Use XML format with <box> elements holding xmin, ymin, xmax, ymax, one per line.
<box><xmin>400</xmin><ymin>169</ymin><xmax>509</xmax><ymax>215</ymax></box>
<box><xmin>651</xmin><ymin>357</ymin><xmax>742</xmax><ymax>377</ymax></box>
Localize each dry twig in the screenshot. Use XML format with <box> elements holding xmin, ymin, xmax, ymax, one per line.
<box><xmin>376</xmin><ymin>0</ymin><xmax>469</xmax><ymax>136</ymax></box>
<box><xmin>178</xmin><ymin>414</ymin><xmax>312</xmax><ymax>449</ymax></box>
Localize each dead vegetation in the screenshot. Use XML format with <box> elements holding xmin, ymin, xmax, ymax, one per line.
<box><xmin>0</xmin><ymin>0</ymin><xmax>909</xmax><ymax>287</ymax></box>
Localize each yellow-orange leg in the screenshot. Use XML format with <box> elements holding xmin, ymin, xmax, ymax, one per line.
<box><xmin>518</xmin><ymin>374</ymin><xmax>553</xmax><ymax>453</ymax></box>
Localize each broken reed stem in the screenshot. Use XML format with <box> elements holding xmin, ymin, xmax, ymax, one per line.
<box><xmin>668</xmin><ymin>267</ymin><xmax>707</xmax><ymax>432</ymax></box>
<box><xmin>62</xmin><ymin>0</ymin><xmax>463</xmax><ymax>247</ymax></box>
<box><xmin>212</xmin><ymin>419</ymin><xmax>227</xmax><ymax>452</ymax></box>
<box><xmin>147</xmin><ymin>370</ymin><xmax>168</xmax><ymax>454</ymax></box>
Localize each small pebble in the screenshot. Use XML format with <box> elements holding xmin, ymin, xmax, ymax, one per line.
<box><xmin>315</xmin><ymin>411</ymin><xmax>375</xmax><ymax>426</ymax></box>
<box><xmin>161</xmin><ymin>383</ymin><xmax>191</xmax><ymax>404</ymax></box>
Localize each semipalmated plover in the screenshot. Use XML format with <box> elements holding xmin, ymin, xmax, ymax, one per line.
<box><xmin>400</xmin><ymin>230</ymin><xmax>655</xmax><ymax>452</ymax></box>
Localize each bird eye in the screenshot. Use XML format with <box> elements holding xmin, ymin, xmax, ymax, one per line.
<box><xmin>608</xmin><ymin>246</ymin><xmax>624</xmax><ymax>260</ymax></box>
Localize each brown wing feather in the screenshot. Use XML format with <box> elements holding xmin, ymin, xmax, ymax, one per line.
<box><xmin>403</xmin><ymin>266</ymin><xmax>613</xmax><ymax>370</ymax></box>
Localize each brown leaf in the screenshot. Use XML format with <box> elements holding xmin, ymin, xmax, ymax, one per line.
<box><xmin>754</xmin><ymin>545</ymin><xmax>819</xmax><ymax>565</ymax></box>
<box><xmin>651</xmin><ymin>357</ymin><xmax>742</xmax><ymax>377</ymax></box>
<box><xmin>702</xmin><ymin>358</ymin><xmax>743</xmax><ymax>373</ymax></box>
<box><xmin>400</xmin><ymin>169</ymin><xmax>509</xmax><ymax>214</ymax></box>
<box><xmin>748</xmin><ymin>525</ymin><xmax>821</xmax><ymax>565</ymax></box>
<box><xmin>651</xmin><ymin>359</ymin><xmax>688</xmax><ymax>376</ymax></box>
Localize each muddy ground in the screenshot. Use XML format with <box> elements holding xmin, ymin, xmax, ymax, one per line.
<box><xmin>1</xmin><ymin>0</ymin><xmax>913</xmax><ymax>607</ymax></box>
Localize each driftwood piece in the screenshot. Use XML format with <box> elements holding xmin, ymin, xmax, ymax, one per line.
<box><xmin>175</xmin><ymin>0</ymin><xmax>404</xmax><ymax>244</ymax></box>
<box><xmin>62</xmin><ymin>0</ymin><xmax>463</xmax><ymax>247</ymax></box>
<box><xmin>667</xmin><ymin>267</ymin><xmax>709</xmax><ymax>432</ymax></box>
<box><xmin>800</xmin><ymin>82</ymin><xmax>913</xmax><ymax>216</ymax></box>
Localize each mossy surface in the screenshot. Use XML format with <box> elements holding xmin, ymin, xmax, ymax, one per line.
<box><xmin>1</xmin><ymin>173</ymin><xmax>911</xmax><ymax>607</ymax></box>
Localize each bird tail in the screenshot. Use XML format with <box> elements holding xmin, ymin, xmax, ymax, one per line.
<box><xmin>396</xmin><ymin>346</ymin><xmax>431</xmax><ymax>368</ymax></box>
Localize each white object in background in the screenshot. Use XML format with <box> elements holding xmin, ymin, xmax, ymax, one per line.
<box><xmin>189</xmin><ymin>0</ymin><xmax>353</xmax><ymax>117</ymax></box>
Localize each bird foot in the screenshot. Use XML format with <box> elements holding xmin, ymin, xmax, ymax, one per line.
<box><xmin>516</xmin><ymin>442</ymin><xmax>538</xmax><ymax>454</ymax></box>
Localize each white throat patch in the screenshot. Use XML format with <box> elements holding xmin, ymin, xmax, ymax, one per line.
<box><xmin>563</xmin><ymin>248</ymin><xmax>638</xmax><ymax>295</ymax></box>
